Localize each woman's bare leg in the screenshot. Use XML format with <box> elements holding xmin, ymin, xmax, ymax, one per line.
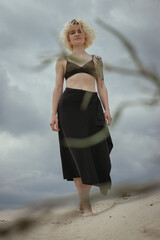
<box><xmin>73</xmin><ymin>177</ymin><xmax>93</xmax><ymax>215</ymax></box>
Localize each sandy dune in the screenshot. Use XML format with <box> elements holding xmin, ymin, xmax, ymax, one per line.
<box><xmin>0</xmin><ymin>189</ymin><xmax>160</xmax><ymax>240</ymax></box>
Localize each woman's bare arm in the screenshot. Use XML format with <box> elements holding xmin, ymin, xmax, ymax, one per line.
<box><xmin>97</xmin><ymin>80</ymin><xmax>110</xmax><ymax>113</ymax></box>
<box><xmin>51</xmin><ymin>58</ymin><xmax>64</xmax><ymax>116</ymax></box>
<box><xmin>50</xmin><ymin>58</ymin><xmax>64</xmax><ymax>131</ymax></box>
<box><xmin>94</xmin><ymin>56</ymin><xmax>112</xmax><ymax>126</ymax></box>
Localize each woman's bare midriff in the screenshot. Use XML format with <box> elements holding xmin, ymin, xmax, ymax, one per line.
<box><xmin>66</xmin><ymin>73</ymin><xmax>96</xmax><ymax>92</ymax></box>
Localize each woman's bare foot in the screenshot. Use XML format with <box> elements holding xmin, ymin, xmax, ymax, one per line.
<box><xmin>79</xmin><ymin>201</ymin><xmax>84</xmax><ymax>213</ymax></box>
<box><xmin>82</xmin><ymin>210</ymin><xmax>94</xmax><ymax>217</ymax></box>
<box><xmin>81</xmin><ymin>201</ymin><xmax>94</xmax><ymax>217</ymax></box>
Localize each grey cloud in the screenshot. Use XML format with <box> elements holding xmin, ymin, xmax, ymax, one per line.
<box><xmin>0</xmin><ymin>67</ymin><xmax>45</xmax><ymax>135</ymax></box>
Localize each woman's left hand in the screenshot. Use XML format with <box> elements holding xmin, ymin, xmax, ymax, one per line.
<box><xmin>104</xmin><ymin>110</ymin><xmax>112</xmax><ymax>126</ymax></box>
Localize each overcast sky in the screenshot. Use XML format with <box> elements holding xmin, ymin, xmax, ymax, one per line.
<box><xmin>0</xmin><ymin>0</ymin><xmax>160</xmax><ymax>210</ymax></box>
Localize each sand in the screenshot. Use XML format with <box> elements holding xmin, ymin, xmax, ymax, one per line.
<box><xmin>0</xmin><ymin>189</ymin><xmax>160</xmax><ymax>240</ymax></box>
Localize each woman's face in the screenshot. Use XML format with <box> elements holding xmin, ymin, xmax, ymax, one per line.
<box><xmin>68</xmin><ymin>24</ymin><xmax>86</xmax><ymax>48</ymax></box>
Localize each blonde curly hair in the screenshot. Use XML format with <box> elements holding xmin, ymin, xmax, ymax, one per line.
<box><xmin>59</xmin><ymin>18</ymin><xmax>97</xmax><ymax>52</ymax></box>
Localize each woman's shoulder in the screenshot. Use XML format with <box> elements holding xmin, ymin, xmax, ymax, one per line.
<box><xmin>93</xmin><ymin>55</ymin><xmax>103</xmax><ymax>62</ymax></box>
<box><xmin>93</xmin><ymin>55</ymin><xmax>103</xmax><ymax>67</ymax></box>
<box><xmin>56</xmin><ymin>55</ymin><xmax>68</xmax><ymax>67</ymax></box>
<box><xmin>56</xmin><ymin>54</ymin><xmax>68</xmax><ymax>62</ymax></box>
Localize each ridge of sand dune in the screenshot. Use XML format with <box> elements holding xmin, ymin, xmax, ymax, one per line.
<box><xmin>0</xmin><ymin>190</ymin><xmax>160</xmax><ymax>240</ymax></box>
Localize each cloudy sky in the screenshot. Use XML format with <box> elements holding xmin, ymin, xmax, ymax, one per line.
<box><xmin>0</xmin><ymin>0</ymin><xmax>160</xmax><ymax>210</ymax></box>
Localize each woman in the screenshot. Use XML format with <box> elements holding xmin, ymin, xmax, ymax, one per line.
<box><xmin>50</xmin><ymin>18</ymin><xmax>113</xmax><ymax>216</ymax></box>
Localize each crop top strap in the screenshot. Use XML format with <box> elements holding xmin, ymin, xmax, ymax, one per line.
<box><xmin>64</xmin><ymin>55</ymin><xmax>68</xmax><ymax>61</ymax></box>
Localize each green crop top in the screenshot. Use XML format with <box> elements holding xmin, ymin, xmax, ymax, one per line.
<box><xmin>64</xmin><ymin>55</ymin><xmax>104</xmax><ymax>81</ymax></box>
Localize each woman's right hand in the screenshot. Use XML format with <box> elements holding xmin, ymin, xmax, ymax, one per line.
<box><xmin>50</xmin><ymin>115</ymin><xmax>60</xmax><ymax>131</ymax></box>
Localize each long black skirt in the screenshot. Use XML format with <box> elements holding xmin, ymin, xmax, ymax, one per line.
<box><xmin>57</xmin><ymin>87</ymin><xmax>113</xmax><ymax>195</ymax></box>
